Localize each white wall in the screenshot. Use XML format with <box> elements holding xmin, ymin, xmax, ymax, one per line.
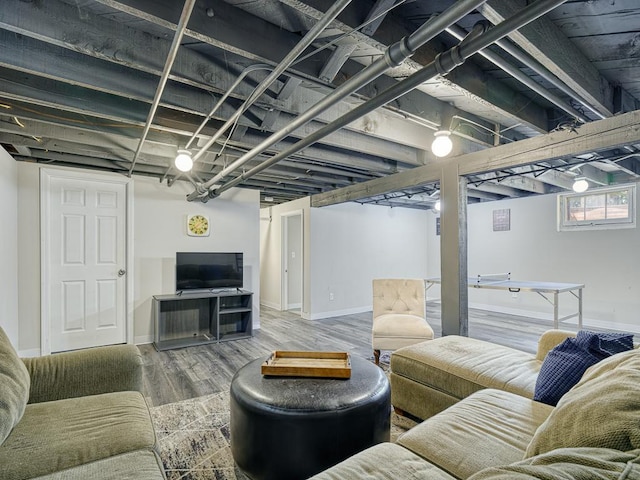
<box><xmin>427</xmin><ymin>190</ymin><xmax>640</xmax><ymax>333</ymax></box>
<box><xmin>0</xmin><ymin>147</ymin><xmax>18</xmax><ymax>345</ymax></box>
<box><xmin>259</xmin><ymin>197</ymin><xmax>310</xmax><ymax>314</ymax></box>
<box><xmin>17</xmin><ymin>163</ymin><xmax>40</xmax><ymax>354</ymax></box>
<box><xmin>131</xmin><ymin>177</ymin><xmax>261</xmax><ymax>343</ymax></box>
<box><xmin>15</xmin><ymin>164</ymin><xmax>261</xmax><ymax>352</ymax></box>
<box><xmin>309</xmin><ymin>202</ymin><xmax>429</xmax><ymax>319</ymax></box>
<box><xmin>286</xmin><ymin>214</ymin><xmax>302</xmax><ymax>307</ymax></box>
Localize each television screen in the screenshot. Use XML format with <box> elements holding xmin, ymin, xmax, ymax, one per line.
<box><xmin>176</xmin><ymin>252</ymin><xmax>243</xmax><ymax>291</ymax></box>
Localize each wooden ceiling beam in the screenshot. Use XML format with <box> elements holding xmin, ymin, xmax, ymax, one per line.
<box><xmin>311</xmin><ymin>109</ymin><xmax>640</xmax><ymax>207</ymax></box>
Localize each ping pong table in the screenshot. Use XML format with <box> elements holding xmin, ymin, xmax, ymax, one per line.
<box><xmin>425</xmin><ymin>273</ymin><xmax>584</xmax><ymax>329</ymax></box>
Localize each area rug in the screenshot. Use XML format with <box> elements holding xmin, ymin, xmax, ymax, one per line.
<box><xmin>150</xmin><ymin>357</ymin><xmax>417</xmax><ymax>479</ymax></box>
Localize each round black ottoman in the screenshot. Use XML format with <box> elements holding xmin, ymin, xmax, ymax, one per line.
<box><xmin>230</xmin><ymin>355</ymin><xmax>390</xmax><ymax>480</ymax></box>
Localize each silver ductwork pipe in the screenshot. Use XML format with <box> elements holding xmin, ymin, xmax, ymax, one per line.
<box><xmin>446</xmin><ymin>24</ymin><xmax>589</xmax><ymax>123</ymax></box>
<box><xmin>129</xmin><ymin>0</ymin><xmax>196</xmax><ymax>176</ymax></box>
<box><xmin>493</xmin><ymin>38</ymin><xmax>607</xmax><ymax>120</ymax></box>
<box><xmin>189</xmin><ymin>0</ymin><xmax>353</xmax><ymax>167</ymax></box>
<box><xmin>211</xmin><ymin>0</ymin><xmax>569</xmax><ymax>198</ymax></box>
<box><xmin>186</xmin><ymin>0</ymin><xmax>489</xmax><ymax>201</ymax></box>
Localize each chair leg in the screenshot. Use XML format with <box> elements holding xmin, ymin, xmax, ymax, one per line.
<box><xmin>393</xmin><ymin>406</ymin><xmax>406</xmax><ymax>417</ymax></box>
<box><xmin>374</xmin><ymin>349</ymin><xmax>380</xmax><ymax>365</ymax></box>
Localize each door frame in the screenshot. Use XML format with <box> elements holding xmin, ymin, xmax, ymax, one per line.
<box><xmin>40</xmin><ymin>167</ymin><xmax>134</xmax><ymax>355</ymax></box>
<box><xmin>281</xmin><ymin>210</ymin><xmax>304</xmax><ymax>312</ymax></box>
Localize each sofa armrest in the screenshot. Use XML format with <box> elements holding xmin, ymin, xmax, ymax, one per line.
<box><xmin>22</xmin><ymin>344</ymin><xmax>143</xmax><ymax>404</ymax></box>
<box><xmin>535</xmin><ymin>330</ymin><xmax>577</xmax><ymax>361</ymax></box>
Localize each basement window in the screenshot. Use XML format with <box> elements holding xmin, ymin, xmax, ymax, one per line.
<box><xmin>558</xmin><ymin>184</ymin><xmax>636</xmax><ymax>231</ymax></box>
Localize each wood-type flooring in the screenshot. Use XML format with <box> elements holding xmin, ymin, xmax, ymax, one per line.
<box><xmin>140</xmin><ymin>303</ymin><xmax>583</xmax><ymax>407</ymax></box>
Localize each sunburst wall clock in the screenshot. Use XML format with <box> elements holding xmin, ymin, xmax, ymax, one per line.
<box><xmin>187</xmin><ymin>214</ymin><xmax>210</xmax><ymax>237</ymax></box>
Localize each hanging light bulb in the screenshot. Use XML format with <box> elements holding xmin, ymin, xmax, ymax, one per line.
<box><xmin>174</xmin><ymin>149</ymin><xmax>193</xmax><ymax>172</ymax></box>
<box><xmin>431</xmin><ymin>131</ymin><xmax>453</xmax><ymax>157</ymax></box>
<box><xmin>434</xmin><ymin>200</ymin><xmax>441</xmax><ymax>211</ymax></box>
<box><xmin>572</xmin><ymin>178</ymin><xmax>589</xmax><ymax>193</ymax></box>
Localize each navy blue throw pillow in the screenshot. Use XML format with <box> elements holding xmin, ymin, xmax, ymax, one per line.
<box><xmin>533</xmin><ymin>330</ymin><xmax>634</xmax><ymax>406</ymax></box>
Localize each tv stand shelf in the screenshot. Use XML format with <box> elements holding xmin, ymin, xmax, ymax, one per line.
<box><xmin>153</xmin><ymin>290</ymin><xmax>253</xmax><ymax>351</ymax></box>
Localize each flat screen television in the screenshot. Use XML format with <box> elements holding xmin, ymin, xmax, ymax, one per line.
<box><xmin>176</xmin><ymin>252</ymin><xmax>243</xmax><ymax>292</ymax></box>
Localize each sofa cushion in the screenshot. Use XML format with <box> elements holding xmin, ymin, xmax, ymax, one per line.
<box><xmin>397</xmin><ymin>389</ymin><xmax>553</xmax><ymax>479</ymax></box>
<box><xmin>391</xmin><ymin>336</ymin><xmax>540</xmax><ymax>401</ymax></box>
<box><xmin>30</xmin><ymin>450</ymin><xmax>165</xmax><ymax>480</ymax></box>
<box><xmin>469</xmin><ymin>447</ymin><xmax>640</xmax><ymax>480</ymax></box>
<box><xmin>534</xmin><ymin>330</ymin><xmax>633</xmax><ymax>406</ymax></box>
<box><xmin>526</xmin><ymin>348</ymin><xmax>640</xmax><ymax>458</ymax></box>
<box><xmin>307</xmin><ymin>442</ymin><xmax>457</xmax><ymax>480</ymax></box>
<box><xmin>0</xmin><ymin>391</ymin><xmax>157</xmax><ymax>480</ymax></box>
<box><xmin>0</xmin><ymin>327</ymin><xmax>30</xmax><ymax>445</ymax></box>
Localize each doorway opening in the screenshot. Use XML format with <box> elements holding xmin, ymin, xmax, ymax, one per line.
<box><xmin>281</xmin><ymin>211</ymin><xmax>303</xmax><ymax>314</ymax></box>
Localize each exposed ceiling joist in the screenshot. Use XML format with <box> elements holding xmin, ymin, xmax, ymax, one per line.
<box><xmin>1</xmin><ymin>0</ymin><xmax>638</xmax><ymax>209</ymax></box>
<box><xmin>480</xmin><ymin>0</ymin><xmax>614</xmax><ymax>118</ymax></box>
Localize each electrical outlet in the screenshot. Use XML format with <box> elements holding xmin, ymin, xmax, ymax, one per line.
<box><xmin>329</xmin><ymin>292</ymin><xmax>334</xmax><ymax>301</ymax></box>
<box><xmin>511</xmin><ymin>292</ymin><xmax>518</xmax><ymax>299</ymax></box>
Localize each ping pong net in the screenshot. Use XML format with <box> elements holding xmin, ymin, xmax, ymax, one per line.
<box><xmin>474</xmin><ymin>272</ymin><xmax>511</xmax><ymax>286</ymax></box>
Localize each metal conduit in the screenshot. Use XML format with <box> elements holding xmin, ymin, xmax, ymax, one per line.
<box><xmin>446</xmin><ymin>24</ymin><xmax>589</xmax><ymax>123</ymax></box>
<box><xmin>493</xmin><ymin>38</ymin><xmax>607</xmax><ymax>120</ymax></box>
<box><xmin>190</xmin><ymin>0</ymin><xmax>353</xmax><ymax>167</ymax></box>
<box><xmin>161</xmin><ymin>62</ymin><xmax>347</xmax><ymax>183</ymax></box>
<box><xmin>184</xmin><ymin>63</ymin><xmax>272</xmax><ymax>150</ymax></box>
<box><xmin>211</xmin><ymin>0</ymin><xmax>569</xmax><ymax>198</ymax></box>
<box><xmin>186</xmin><ymin>0</ymin><xmax>488</xmax><ymax>201</ymax></box>
<box><xmin>182</xmin><ymin>0</ymin><xmax>409</xmax><ymax>161</ymax></box>
<box><xmin>128</xmin><ymin>0</ymin><xmax>196</xmax><ymax>176</ymax></box>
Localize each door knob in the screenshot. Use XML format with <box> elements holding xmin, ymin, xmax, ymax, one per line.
<box><xmin>118</xmin><ymin>269</ymin><xmax>126</xmax><ymax>277</ymax></box>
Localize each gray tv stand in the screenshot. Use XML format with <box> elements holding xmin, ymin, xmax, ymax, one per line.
<box><xmin>153</xmin><ymin>290</ymin><xmax>253</xmax><ymax>351</ymax></box>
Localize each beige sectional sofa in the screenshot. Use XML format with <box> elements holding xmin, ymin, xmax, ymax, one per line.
<box><xmin>390</xmin><ymin>329</ymin><xmax>573</xmax><ymax>420</ymax></box>
<box><xmin>0</xmin><ymin>327</ymin><xmax>165</xmax><ymax>480</ymax></box>
<box><xmin>311</xmin><ymin>330</ymin><xmax>640</xmax><ymax>479</ymax></box>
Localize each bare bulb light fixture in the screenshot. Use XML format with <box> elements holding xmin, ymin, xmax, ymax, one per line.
<box><xmin>431</xmin><ymin>131</ymin><xmax>453</xmax><ymax>157</ymax></box>
<box><xmin>174</xmin><ymin>149</ymin><xmax>193</xmax><ymax>172</ymax></box>
<box><xmin>434</xmin><ymin>200</ymin><xmax>441</xmax><ymax>211</ymax></box>
<box><xmin>572</xmin><ymin>178</ymin><xmax>589</xmax><ymax>193</ymax></box>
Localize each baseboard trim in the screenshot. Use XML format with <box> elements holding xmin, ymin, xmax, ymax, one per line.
<box><xmin>470</xmin><ymin>302</ymin><xmax>640</xmax><ymax>335</ymax></box>
<box><xmin>18</xmin><ymin>348</ymin><xmax>41</xmax><ymax>357</ymax></box>
<box><xmin>307</xmin><ymin>305</ymin><xmax>371</xmax><ymax>321</ymax></box>
<box><xmin>260</xmin><ymin>300</ymin><xmax>280</xmax><ymax>310</ymax></box>
<box><xmin>135</xmin><ymin>335</ymin><xmax>154</xmax><ymax>345</ymax></box>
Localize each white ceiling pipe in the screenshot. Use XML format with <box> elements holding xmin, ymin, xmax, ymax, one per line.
<box><xmin>184</xmin><ymin>63</ymin><xmax>272</xmax><ymax>150</ymax></box>
<box><xmin>129</xmin><ymin>0</ymin><xmax>196</xmax><ymax>176</ymax></box>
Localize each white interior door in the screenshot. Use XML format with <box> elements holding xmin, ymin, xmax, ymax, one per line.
<box><xmin>41</xmin><ymin>169</ymin><xmax>129</xmax><ymax>353</ymax></box>
<box><xmin>281</xmin><ymin>211</ymin><xmax>303</xmax><ymax>312</ymax></box>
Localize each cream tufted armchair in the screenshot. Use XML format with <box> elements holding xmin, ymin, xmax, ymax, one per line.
<box><xmin>372</xmin><ymin>278</ymin><xmax>434</xmax><ymax>365</ymax></box>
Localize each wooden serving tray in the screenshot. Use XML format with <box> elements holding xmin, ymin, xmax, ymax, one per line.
<box><xmin>261</xmin><ymin>351</ymin><xmax>351</xmax><ymax>379</ymax></box>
